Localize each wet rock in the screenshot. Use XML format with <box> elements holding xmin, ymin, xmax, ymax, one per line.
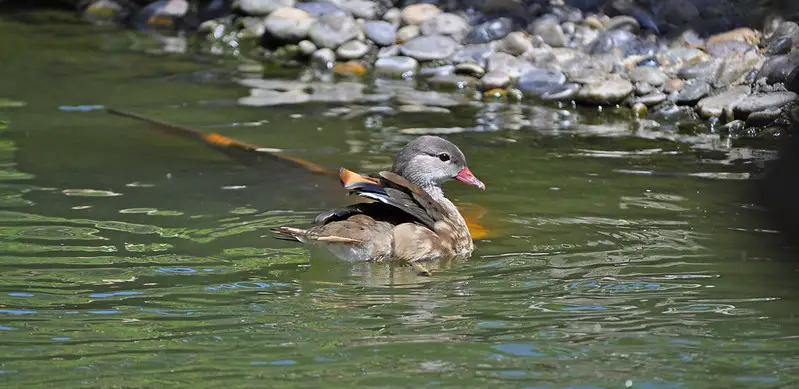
<box><xmin>696</xmin><ymin>85</ymin><xmax>751</xmax><ymax>118</ymax></box>
<box><xmin>364</xmin><ymin>21</ymin><xmax>396</xmax><ymax>46</ymax></box>
<box><xmin>480</xmin><ymin>70</ymin><xmax>511</xmax><ymax>89</ymax></box>
<box><xmin>237</xmin><ymin>0</ymin><xmax>293</xmax><ymax>15</ymax></box>
<box><xmin>401</xmin><ymin>3</ymin><xmax>440</xmax><ymax>25</ymax></box>
<box><xmin>396</xmin><ymin>25</ymin><xmax>420</xmax><ymax>41</ymax></box>
<box><xmin>451</xmin><ymin>44</ymin><xmax>493</xmax><ymax>67</ymax></box>
<box><xmin>676</xmin><ymin>79</ymin><xmax>711</xmax><ymax>104</ymax></box>
<box><xmin>635</xmin><ymin>82</ymin><xmax>654</xmax><ymax>95</ymax></box>
<box><xmin>734</xmin><ymin>92</ymin><xmax>798</xmax><ymax>115</ymax></box>
<box><xmin>382</xmin><ymin>8</ymin><xmax>401</xmax><ymax>25</ymax></box>
<box><xmin>418</xmin><ymin>64</ymin><xmax>455</xmax><ymax>77</ymax></box>
<box><xmin>632</xmin><ymin>102</ymin><xmax>648</xmax><ymax>117</ymax></box>
<box><xmin>565</xmin><ymin>66</ymin><xmax>605</xmax><ymax>85</ymax></box>
<box><xmin>336</xmin><ymin>40</ymin><xmax>369</xmax><ymax>59</ymax></box>
<box><xmin>765</xmin><ymin>38</ymin><xmax>793</xmax><ymax>56</ymax></box>
<box><xmin>498</xmin><ymin>32</ymin><xmax>533</xmax><ymax>56</ymax></box>
<box><xmin>396</xmin><ymin>90</ymin><xmax>465</xmax><ymax>107</ymax></box>
<box><xmin>311</xmin><ymin>47</ymin><xmax>336</xmax><ymax>64</ymax></box>
<box><xmin>487</xmin><ymin>52</ymin><xmax>523</xmax><ymax>79</ymax></box>
<box><xmin>706</xmin><ymin>40</ymin><xmax>753</xmax><ymax>57</ymax></box>
<box><xmin>264</xmin><ymin>7</ymin><xmax>312</xmax><ymax>43</ymax></box>
<box><xmin>427</xmin><ymin>74</ymin><xmax>478</xmax><ymax>90</ymax></box>
<box><xmin>586</xmin><ymin>33</ymin><xmax>615</xmax><ymax>55</ymax></box>
<box><xmin>759</xmin><ymin>53</ymin><xmax>799</xmax><ymax>84</ymax></box>
<box><xmin>651</xmin><ymin>104</ymin><xmax>700</xmax><ymax>122</ymax></box>
<box><xmin>294</xmin><ymin>2</ymin><xmax>348</xmax><ymax>17</ymax></box>
<box><xmin>400</xmin><ymin>35</ymin><xmax>457</xmax><ymax>61</ymax></box>
<box><xmin>310</xmin><ymin>82</ymin><xmax>365</xmax><ymax>103</ymax></box>
<box><xmin>463</xmin><ymin>17</ymin><xmax>513</xmax><ymax>44</ymax></box>
<box><xmin>377</xmin><ymin>44</ymin><xmax>400</xmax><ymax>58</ymax></box>
<box><xmin>455</xmin><ymin>62</ymin><xmax>485</xmax><ymax>78</ymax></box>
<box><xmin>518</xmin><ymin>68</ymin><xmax>567</xmax><ymax>97</ymax></box>
<box><xmin>531</xmin><ymin>16</ymin><xmax>567</xmax><ymax>48</ymax></box>
<box><xmin>633</xmin><ymin>92</ymin><xmax>667</xmax><ymax>106</ymax></box>
<box><xmin>629</xmin><ymin>67</ymin><xmax>668</xmax><ymax>86</ymax></box>
<box><xmin>398</xmin><ymin>104</ymin><xmax>452</xmax><ymax>114</ymax></box>
<box><xmin>707</xmin><ymin>28</ymin><xmax>760</xmax><ymax>47</ymax></box>
<box><xmin>714</xmin><ymin>51</ymin><xmax>763</xmax><ymax>87</ymax></box>
<box><xmin>298</xmin><ymin>40</ymin><xmax>317</xmax><ymax>56</ymax></box>
<box><xmin>81</xmin><ymin>0</ymin><xmax>130</xmax><ymax>25</ymax></box>
<box><xmin>374</xmin><ymin>56</ymin><xmax>418</xmax><ymax>75</ymax></box>
<box><xmin>636</xmin><ymin>56</ymin><xmax>659</xmax><ymax>67</ymax></box>
<box><xmin>576</xmin><ymin>78</ymin><xmax>634</xmax><ymax>104</ymax></box>
<box><xmin>664</xmin><ymin>78</ymin><xmax>684</xmax><ymax>93</ymax></box>
<box><xmin>239</xmin><ymin>89</ymin><xmax>310</xmax><ymax>106</ymax></box>
<box><xmin>239</xmin><ymin>17</ymin><xmax>267</xmax><ymax>39</ymax></box>
<box><xmin>766</xmin><ymin>21</ymin><xmax>799</xmax><ymax>50</ymax></box>
<box><xmin>541</xmin><ymin>83</ymin><xmax>580</xmax><ymax>101</ymax></box>
<box><xmin>421</xmin><ymin>13</ymin><xmax>470</xmax><ymax>42</ymax></box>
<box><xmin>136</xmin><ymin>0</ymin><xmax>189</xmax><ymax>28</ymax></box>
<box><xmin>745</xmin><ymin>109</ymin><xmax>781</xmax><ymax>127</ymax></box>
<box><xmin>308</xmin><ymin>14</ymin><xmax>361</xmax><ymax>49</ymax></box>
<box><xmin>678</xmin><ymin>59</ymin><xmax>722</xmax><ymax>82</ymax></box>
<box><xmin>340</xmin><ymin>0</ymin><xmax>377</xmax><ymax>20</ymax></box>
<box><xmin>604</xmin><ymin>15</ymin><xmax>639</xmax><ymax>32</ymax></box>
<box><xmin>676</xmin><ymin>29</ymin><xmax>704</xmax><ymax>47</ymax></box>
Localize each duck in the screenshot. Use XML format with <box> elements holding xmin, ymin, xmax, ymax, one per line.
<box><xmin>270</xmin><ymin>135</ymin><xmax>486</xmax><ymax>265</ymax></box>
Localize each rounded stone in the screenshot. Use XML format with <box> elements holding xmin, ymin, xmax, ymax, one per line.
<box><xmin>463</xmin><ymin>17</ymin><xmax>513</xmax><ymax>44</ymax></box>
<box><xmin>374</xmin><ymin>56</ymin><xmax>419</xmax><ymax>75</ymax></box>
<box><xmin>237</xmin><ymin>0</ymin><xmax>294</xmax><ymax>15</ymax></box>
<box><xmin>336</xmin><ymin>40</ymin><xmax>369</xmax><ymax>59</ymax></box>
<box><xmin>311</xmin><ymin>47</ymin><xmax>336</xmax><ymax>65</ymax></box>
<box><xmin>308</xmin><ymin>14</ymin><xmax>361</xmax><ymax>49</ymax></box>
<box><xmin>294</xmin><ymin>2</ymin><xmax>348</xmax><ymax>17</ymax></box>
<box><xmin>298</xmin><ymin>40</ymin><xmax>317</xmax><ymax>55</ymax></box>
<box><xmin>397</xmin><ymin>24</ymin><xmax>420</xmax><ymax>42</ymax></box>
<box><xmin>455</xmin><ymin>62</ymin><xmax>486</xmax><ymax>78</ymax></box>
<box><xmin>531</xmin><ymin>17</ymin><xmax>567</xmax><ymax>48</ymax></box>
<box><xmin>629</xmin><ymin>67</ymin><xmax>669</xmax><ymax>86</ymax></box>
<box><xmin>498</xmin><ymin>31</ymin><xmax>532</xmax><ymax>56</ymax></box>
<box><xmin>518</xmin><ymin>68</ymin><xmax>567</xmax><ymax>97</ymax></box>
<box><xmin>399</xmin><ymin>35</ymin><xmax>457</xmax><ymax>61</ymax></box>
<box><xmin>401</xmin><ymin>3</ymin><xmax>441</xmax><ymax>25</ymax></box>
<box><xmin>264</xmin><ymin>7</ymin><xmax>312</xmax><ymax>42</ymax></box>
<box><xmin>576</xmin><ymin>78</ymin><xmax>634</xmax><ymax>104</ymax></box>
<box><xmin>480</xmin><ymin>70</ymin><xmax>511</xmax><ymax>89</ymax></box>
<box><xmin>420</xmin><ymin>12</ymin><xmax>470</xmax><ymax>41</ymax></box>
<box><xmin>364</xmin><ymin>20</ymin><xmax>396</xmax><ymax>46</ymax></box>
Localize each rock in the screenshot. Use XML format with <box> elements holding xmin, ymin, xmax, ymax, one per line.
<box><xmin>463</xmin><ymin>17</ymin><xmax>513</xmax><ymax>44</ymax></box>
<box><xmin>706</xmin><ymin>28</ymin><xmax>760</xmax><ymax>47</ymax></box>
<box><xmin>678</xmin><ymin>59</ymin><xmax>722</xmax><ymax>82</ymax></box>
<box><xmin>487</xmin><ymin>52</ymin><xmax>523</xmax><ymax>79</ymax></box>
<box><xmin>633</xmin><ymin>92</ymin><xmax>667</xmax><ymax>106</ymax></box>
<box><xmin>382</xmin><ymin>8</ymin><xmax>401</xmax><ymax>25</ymax></box>
<box><xmin>518</xmin><ymin>68</ymin><xmax>567</xmax><ymax>97</ymax></box>
<box><xmin>584</xmin><ymin>15</ymin><xmax>603</xmax><ymax>29</ymax></box>
<box><xmin>676</xmin><ymin>79</ymin><xmax>711</xmax><ymax>104</ymax></box>
<box><xmin>531</xmin><ymin>16</ymin><xmax>567</xmax><ymax>47</ymax></box>
<box><xmin>298</xmin><ymin>40</ymin><xmax>317</xmax><ymax>55</ymax></box>
<box><xmin>239</xmin><ymin>16</ymin><xmax>267</xmax><ymax>39</ymax></box>
<box><xmin>237</xmin><ymin>0</ymin><xmax>293</xmax><ymax>15</ymax></box>
<box><xmin>498</xmin><ymin>32</ymin><xmax>532</xmax><ymax>56</ymax></box>
<box><xmin>401</xmin><ymin>3</ymin><xmax>440</xmax><ymax>25</ymax></box>
<box><xmin>427</xmin><ymin>74</ymin><xmax>478</xmax><ymax>90</ymax></box>
<box><xmin>480</xmin><ymin>70</ymin><xmax>511</xmax><ymax>89</ymax></box>
<box><xmin>309</xmin><ymin>82</ymin><xmax>365</xmax><ymax>103</ymax></box>
<box><xmin>340</xmin><ymin>0</ymin><xmax>377</xmax><ymax>20</ymax></box>
<box><xmin>399</xmin><ymin>35</ymin><xmax>457</xmax><ymax>61</ymax></box>
<box><xmin>377</xmin><ymin>44</ymin><xmax>400</xmax><ymax>58</ymax></box>
<box><xmin>636</xmin><ymin>56</ymin><xmax>659</xmax><ymax>67</ymax></box>
<box><xmin>396</xmin><ymin>90</ymin><xmax>466</xmax><ymax>107</ymax></box>
<box><xmin>454</xmin><ymin>62</ymin><xmax>485</xmax><ymax>78</ymax></box>
<box><xmin>629</xmin><ymin>67</ymin><xmax>668</xmax><ymax>86</ymax></box>
<box><xmin>398</xmin><ymin>105</ymin><xmax>451</xmax><ymax>114</ymax></box>
<box><xmin>632</xmin><ymin>102</ymin><xmax>648</xmax><ymax>117</ymax></box>
<box><xmin>418</xmin><ymin>64</ymin><xmax>455</xmax><ymax>77</ymax></box>
<box><xmin>451</xmin><ymin>44</ymin><xmax>493</xmax><ymax>67</ymax></box>
<box><xmin>696</xmin><ymin>85</ymin><xmax>751</xmax><ymax>118</ymax></box>
<box><xmin>714</xmin><ymin>51</ymin><xmax>763</xmax><ymax>87</ymax></box>
<box><xmin>566</xmin><ymin>66</ymin><xmax>605</xmax><ymax>85</ymax></box>
<box><xmin>311</xmin><ymin>47</ymin><xmax>336</xmax><ymax>64</ymax></box>
<box><xmin>604</xmin><ymin>15</ymin><xmax>639</xmax><ymax>32</ymax></box>
<box><xmin>734</xmin><ymin>92</ymin><xmax>798</xmax><ymax>115</ymax></box>
<box><xmin>264</xmin><ymin>7</ymin><xmax>312</xmax><ymax>42</ymax></box>
<box><xmin>765</xmin><ymin>38</ymin><xmax>793</xmax><ymax>56</ymax></box>
<box><xmin>765</xmin><ymin>21</ymin><xmax>799</xmax><ymax>51</ymax></box>
<box><xmin>707</xmin><ymin>40</ymin><xmax>753</xmax><ymax>57</ymax></box>
<box><xmin>308</xmin><ymin>14</ymin><xmax>361</xmax><ymax>49</ymax></box>
<box><xmin>364</xmin><ymin>21</ymin><xmax>396</xmax><ymax>46</ymax></box>
<box><xmin>294</xmin><ymin>2</ymin><xmax>348</xmax><ymax>17</ymax></box>
<box><xmin>576</xmin><ymin>78</ymin><xmax>634</xmax><ymax>104</ymax></box>
<box><xmin>664</xmin><ymin>78</ymin><xmax>684</xmax><ymax>93</ymax></box>
<box><xmin>420</xmin><ymin>13</ymin><xmax>470</xmax><ymax>41</ymax></box>
<box><xmin>336</xmin><ymin>40</ymin><xmax>369</xmax><ymax>59</ymax></box>
<box><xmin>759</xmin><ymin>53</ymin><xmax>799</xmax><ymax>84</ymax></box>
<box><xmin>239</xmin><ymin>89</ymin><xmax>310</xmax><ymax>106</ymax></box>
<box><xmin>374</xmin><ymin>56</ymin><xmax>418</xmax><ymax>75</ymax></box>
<box><xmin>396</xmin><ymin>24</ymin><xmax>420</xmax><ymax>42</ymax></box>
<box><xmin>635</xmin><ymin>82</ymin><xmax>654</xmax><ymax>95</ymax></box>
<box><xmin>586</xmin><ymin>33</ymin><xmax>615</xmax><ymax>55</ymax></box>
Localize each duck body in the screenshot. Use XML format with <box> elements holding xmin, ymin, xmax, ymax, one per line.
<box><xmin>271</xmin><ymin>136</ymin><xmax>485</xmax><ymax>263</ymax></box>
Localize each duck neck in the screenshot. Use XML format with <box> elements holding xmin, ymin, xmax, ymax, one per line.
<box><xmin>421</xmin><ymin>184</ymin><xmax>469</xmax><ymax>233</ymax></box>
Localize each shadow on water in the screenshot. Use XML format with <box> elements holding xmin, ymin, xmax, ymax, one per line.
<box><xmin>0</xmin><ymin>9</ymin><xmax>798</xmax><ymax>389</ymax></box>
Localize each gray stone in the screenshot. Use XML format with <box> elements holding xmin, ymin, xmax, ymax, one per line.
<box><xmin>487</xmin><ymin>52</ymin><xmax>523</xmax><ymax>79</ymax></box>
<box><xmin>498</xmin><ymin>31</ymin><xmax>533</xmax><ymax>56</ymax></box>
<box><xmin>451</xmin><ymin>44</ymin><xmax>493</xmax><ymax>67</ymax></box>
<box><xmin>759</xmin><ymin>52</ymin><xmax>799</xmax><ymax>84</ymax></box>
<box><xmin>678</xmin><ymin>59</ymin><xmax>722</xmax><ymax>82</ymax></box>
<box><xmin>734</xmin><ymin>92</ymin><xmax>798</xmax><ymax>115</ymax></box>
<box><xmin>294</xmin><ymin>2</ymin><xmax>348</xmax><ymax>17</ymax></box>
<box><xmin>396</xmin><ymin>90</ymin><xmax>465</xmax><ymax>107</ymax></box>
<box><xmin>766</xmin><ymin>21</ymin><xmax>799</xmax><ymax>51</ymax></box>
<box><xmin>463</xmin><ymin>17</ymin><xmax>513</xmax><ymax>44</ymax></box>
<box><xmin>398</xmin><ymin>105</ymin><xmax>451</xmax><ymax>114</ymax></box>
<box><xmin>377</xmin><ymin>44</ymin><xmax>401</xmax><ymax>58</ymax></box>
<box><xmin>336</xmin><ymin>40</ymin><xmax>369</xmax><ymax>59</ymax></box>
<box><xmin>635</xmin><ymin>82</ymin><xmax>654</xmax><ymax>96</ymax></box>
<box><xmin>239</xmin><ymin>89</ymin><xmax>310</xmax><ymax>106</ymax></box>
<box><xmin>382</xmin><ymin>8</ymin><xmax>401</xmax><ymax>25</ymax></box>
<box><xmin>374</xmin><ymin>56</ymin><xmax>418</xmax><ymax>75</ymax></box>
<box><xmin>401</xmin><ymin>3</ymin><xmax>441</xmax><ymax>25</ymax></box>
<box><xmin>518</xmin><ymin>68</ymin><xmax>566</xmax><ymax>97</ymax></box>
<box><xmin>629</xmin><ymin>67</ymin><xmax>668</xmax><ymax>86</ymax></box>
<box><xmin>396</xmin><ymin>24</ymin><xmax>420</xmax><ymax>42</ymax></box>
<box><xmin>539</xmin><ymin>83</ymin><xmax>580</xmax><ymax>101</ymax></box>
<box><xmin>633</xmin><ymin>92</ymin><xmax>667</xmax><ymax>106</ymax></box>
<box><xmin>308</xmin><ymin>14</ymin><xmax>361</xmax><ymax>49</ymax></box>
<box><xmin>480</xmin><ymin>70</ymin><xmax>511</xmax><ymax>89</ymax></box>
<box><xmin>400</xmin><ymin>35</ymin><xmax>457</xmax><ymax>61</ymax></box>
<box><xmin>427</xmin><ymin>74</ymin><xmax>478</xmax><ymax>90</ymax></box>
<box><xmin>237</xmin><ymin>0</ymin><xmax>294</xmax><ymax>15</ymax></box>
<box><xmin>531</xmin><ymin>17</ymin><xmax>567</xmax><ymax>47</ymax></box>
<box><xmin>676</xmin><ymin>80</ymin><xmax>711</xmax><ymax>104</ymax></box>
<box><xmin>264</xmin><ymin>7</ymin><xmax>312</xmax><ymax>42</ymax></box>
<box><xmin>454</xmin><ymin>62</ymin><xmax>485</xmax><ymax>78</ymax></box>
<box><xmin>604</xmin><ymin>15</ymin><xmax>639</xmax><ymax>32</ymax></box>
<box><xmin>309</xmin><ymin>82</ymin><xmax>365</xmax><ymax>103</ymax></box>
<box><xmin>696</xmin><ymin>85</ymin><xmax>751</xmax><ymax>118</ymax></box>
<box><xmin>420</xmin><ymin>13</ymin><xmax>470</xmax><ymax>42</ymax></box>
<box><xmin>311</xmin><ymin>47</ymin><xmax>336</xmax><ymax>64</ymax></box>
<box><xmin>418</xmin><ymin>64</ymin><xmax>455</xmax><ymax>77</ymax></box>
<box><xmin>340</xmin><ymin>0</ymin><xmax>377</xmax><ymax>19</ymax></box>
<box><xmin>714</xmin><ymin>51</ymin><xmax>763</xmax><ymax>87</ymax></box>
<box><xmin>298</xmin><ymin>40</ymin><xmax>317</xmax><ymax>55</ymax></box>
<box><xmin>576</xmin><ymin>78</ymin><xmax>634</xmax><ymax>104</ymax></box>
<box><xmin>364</xmin><ymin>21</ymin><xmax>396</xmax><ymax>46</ymax></box>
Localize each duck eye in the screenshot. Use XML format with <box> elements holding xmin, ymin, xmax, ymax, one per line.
<box><xmin>438</xmin><ymin>153</ymin><xmax>450</xmax><ymax>162</ymax></box>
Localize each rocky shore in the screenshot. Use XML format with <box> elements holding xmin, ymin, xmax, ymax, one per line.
<box><xmin>78</xmin><ymin>0</ymin><xmax>799</xmax><ymax>134</ymax></box>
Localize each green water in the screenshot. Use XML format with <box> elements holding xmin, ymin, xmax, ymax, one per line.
<box><xmin>1</xmin><ymin>11</ymin><xmax>798</xmax><ymax>389</ymax></box>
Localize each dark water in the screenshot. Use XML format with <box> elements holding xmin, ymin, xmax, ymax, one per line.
<box><xmin>1</xmin><ymin>11</ymin><xmax>798</xmax><ymax>389</ymax></box>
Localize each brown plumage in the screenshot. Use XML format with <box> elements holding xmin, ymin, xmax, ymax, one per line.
<box><xmin>271</xmin><ymin>136</ymin><xmax>485</xmax><ymax>263</ymax></box>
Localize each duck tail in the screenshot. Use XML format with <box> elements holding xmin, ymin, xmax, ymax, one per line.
<box><xmin>269</xmin><ymin>227</ymin><xmax>361</xmax><ymax>244</ymax></box>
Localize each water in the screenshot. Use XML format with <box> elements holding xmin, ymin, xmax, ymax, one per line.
<box><xmin>1</xmin><ymin>11</ymin><xmax>798</xmax><ymax>389</ymax></box>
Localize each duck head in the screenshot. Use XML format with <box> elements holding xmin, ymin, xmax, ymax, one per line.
<box><xmin>391</xmin><ymin>135</ymin><xmax>485</xmax><ymax>191</ymax></box>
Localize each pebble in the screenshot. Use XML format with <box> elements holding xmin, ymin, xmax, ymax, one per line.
<box><xmin>400</xmin><ymin>35</ymin><xmax>457</xmax><ymax>61</ymax></box>
<box><xmin>734</xmin><ymin>92</ymin><xmax>798</xmax><ymax>115</ymax></box>
<box><xmin>396</xmin><ymin>90</ymin><xmax>465</xmax><ymax>107</ymax></box>
<box><xmin>294</xmin><ymin>2</ymin><xmax>348</xmax><ymax>17</ymax></box>
<box><xmin>577</xmin><ymin>78</ymin><xmax>634</xmax><ymax>104</ymax></box>
<box><xmin>340</xmin><ymin>0</ymin><xmax>377</xmax><ymax>20</ymax></box>
<box><xmin>714</xmin><ymin>51</ymin><xmax>763</xmax><ymax>87</ymax></box>
<box><xmin>633</xmin><ymin>92</ymin><xmax>667</xmax><ymax>106</ymax></box>
<box><xmin>604</xmin><ymin>15</ymin><xmax>639</xmax><ymax>32</ymax></box>
<box><xmin>311</xmin><ymin>47</ymin><xmax>336</xmax><ymax>65</ymax></box>
<box><xmin>336</xmin><ymin>40</ymin><xmax>369</xmax><ymax>59</ymax></box>
<box><xmin>487</xmin><ymin>52</ymin><xmax>524</xmax><ymax>79</ymax></box>
<box><xmin>374</xmin><ymin>56</ymin><xmax>418</xmax><ymax>75</ymax></box>
<box><xmin>629</xmin><ymin>67</ymin><xmax>668</xmax><ymax>86</ymax></box>
<box><xmin>540</xmin><ymin>83</ymin><xmax>580</xmax><ymax>101</ymax></box>
<box><xmin>401</xmin><ymin>3</ymin><xmax>441</xmax><ymax>25</ymax></box>
<box><xmin>308</xmin><ymin>14</ymin><xmax>361</xmax><ymax>49</ymax></box>
<box><xmin>298</xmin><ymin>40</ymin><xmax>317</xmax><ymax>55</ymax></box>
<box><xmin>765</xmin><ymin>38</ymin><xmax>793</xmax><ymax>56</ymax></box>
<box><xmin>239</xmin><ymin>89</ymin><xmax>310</xmax><ymax>106</ymax></box>
<box><xmin>676</xmin><ymin>79</ymin><xmax>711</xmax><ymax>104</ymax></box>
<box><xmin>664</xmin><ymin>78</ymin><xmax>684</xmax><ymax>93</ymax></box>
<box><xmin>264</xmin><ymin>7</ymin><xmax>312</xmax><ymax>42</ymax></box>
<box><xmin>464</xmin><ymin>17</ymin><xmax>513</xmax><ymax>44</ymax></box>
<box><xmin>759</xmin><ymin>52</ymin><xmax>799</xmax><ymax>84</ymax></box>
<box><xmin>451</xmin><ymin>44</ymin><xmax>493</xmax><ymax>67</ymax></box>
<box><xmin>364</xmin><ymin>20</ymin><xmax>396</xmax><ymax>46</ymax></box>
<box><xmin>418</xmin><ymin>64</ymin><xmax>454</xmax><ymax>77</ymax></box>
<box><xmin>498</xmin><ymin>32</ymin><xmax>533</xmax><ymax>56</ymax></box>
<box><xmin>632</xmin><ymin>102</ymin><xmax>648</xmax><ymax>117</ymax></box>
<box><xmin>517</xmin><ymin>68</ymin><xmax>567</xmax><ymax>97</ymax></box>
<box><xmin>455</xmin><ymin>62</ymin><xmax>486</xmax><ymax>78</ymax></box>
<box><xmin>531</xmin><ymin>16</ymin><xmax>568</xmax><ymax>47</ymax></box>
<box><xmin>480</xmin><ymin>70</ymin><xmax>511</xmax><ymax>89</ymax></box>
<box><xmin>706</xmin><ymin>27</ymin><xmax>760</xmax><ymax>46</ymax></box>
<box><xmin>398</xmin><ymin>104</ymin><xmax>451</xmax><ymax>114</ymax></box>
<box><xmin>427</xmin><ymin>73</ymin><xmax>477</xmax><ymax>90</ymax></box>
<box><xmin>377</xmin><ymin>45</ymin><xmax>400</xmax><ymax>58</ymax></box>
<box><xmin>421</xmin><ymin>13</ymin><xmax>470</xmax><ymax>42</ymax></box>
<box><xmin>396</xmin><ymin>24</ymin><xmax>420</xmax><ymax>42</ymax></box>
<box><xmin>382</xmin><ymin>8</ymin><xmax>401</xmax><ymax>25</ymax></box>
<box><xmin>237</xmin><ymin>0</ymin><xmax>294</xmax><ymax>15</ymax></box>
<box><xmin>766</xmin><ymin>21</ymin><xmax>799</xmax><ymax>51</ymax></box>
<box><xmin>635</xmin><ymin>82</ymin><xmax>654</xmax><ymax>95</ymax></box>
<box><xmin>696</xmin><ymin>85</ymin><xmax>751</xmax><ymax>118</ymax></box>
